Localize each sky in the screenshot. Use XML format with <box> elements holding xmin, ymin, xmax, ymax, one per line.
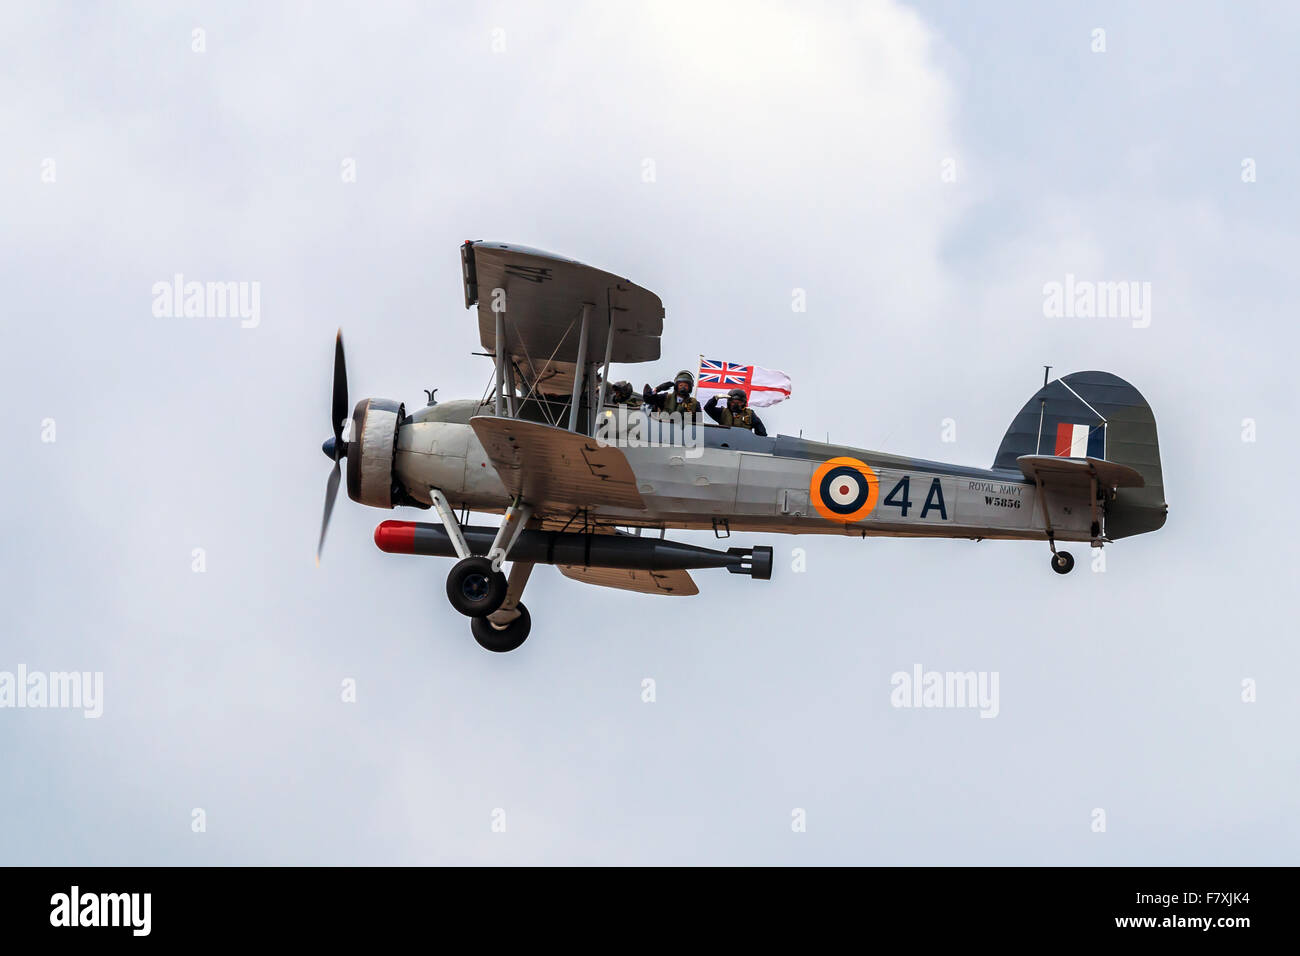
<box><xmin>1</xmin><ymin>0</ymin><xmax>1296</xmax><ymax>864</ymax></box>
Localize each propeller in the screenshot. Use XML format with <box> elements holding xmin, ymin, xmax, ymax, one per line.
<box><xmin>316</xmin><ymin>330</ymin><xmax>349</xmax><ymax>564</ymax></box>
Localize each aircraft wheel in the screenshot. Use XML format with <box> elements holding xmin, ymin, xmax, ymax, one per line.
<box><xmin>1051</xmin><ymin>551</ymin><xmax>1075</xmax><ymax>575</ymax></box>
<box><xmin>471</xmin><ymin>603</ymin><xmax>531</xmax><ymax>653</ymax></box>
<box><xmin>446</xmin><ymin>556</ymin><xmax>508</xmax><ymax>617</ymax></box>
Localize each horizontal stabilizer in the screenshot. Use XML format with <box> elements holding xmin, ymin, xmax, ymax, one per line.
<box><xmin>1017</xmin><ymin>455</ymin><xmax>1144</xmax><ymax>490</ymax></box>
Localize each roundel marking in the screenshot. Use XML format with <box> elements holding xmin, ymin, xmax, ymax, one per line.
<box><xmin>810</xmin><ymin>456</ymin><xmax>879</xmax><ymax>523</ymax></box>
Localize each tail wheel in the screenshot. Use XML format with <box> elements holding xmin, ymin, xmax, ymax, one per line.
<box><xmin>446</xmin><ymin>556</ymin><xmax>508</xmax><ymax>617</ymax></box>
<box><xmin>471</xmin><ymin>603</ymin><xmax>531</xmax><ymax>653</ymax></box>
<box><xmin>1051</xmin><ymin>551</ymin><xmax>1075</xmax><ymax>575</ymax></box>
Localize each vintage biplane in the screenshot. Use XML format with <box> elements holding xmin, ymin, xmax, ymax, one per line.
<box><xmin>317</xmin><ymin>241</ymin><xmax>1168</xmax><ymax>651</ymax></box>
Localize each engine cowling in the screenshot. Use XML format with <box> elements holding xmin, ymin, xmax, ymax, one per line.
<box><xmin>346</xmin><ymin>398</ymin><xmax>404</xmax><ymax>508</ymax></box>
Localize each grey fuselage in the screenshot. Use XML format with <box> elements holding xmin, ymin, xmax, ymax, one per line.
<box><xmin>392</xmin><ymin>399</ymin><xmax>1092</xmax><ymax>542</ymax></box>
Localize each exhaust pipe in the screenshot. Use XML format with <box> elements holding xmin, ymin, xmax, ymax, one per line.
<box><xmin>375</xmin><ymin>521</ymin><xmax>772</xmax><ymax>579</ymax></box>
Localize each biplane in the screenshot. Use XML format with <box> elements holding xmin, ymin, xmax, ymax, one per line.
<box><xmin>317</xmin><ymin>241</ymin><xmax>1168</xmax><ymax>652</ymax></box>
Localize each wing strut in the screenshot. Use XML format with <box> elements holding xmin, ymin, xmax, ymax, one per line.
<box><xmin>505</xmin><ymin>356</ymin><xmax>517</xmax><ymax>417</ymax></box>
<box><xmin>596</xmin><ymin>306</ymin><xmax>614</xmax><ymax>411</ymax></box>
<box><xmin>494</xmin><ymin>308</ymin><xmax>506</xmax><ymax>417</ymax></box>
<box><xmin>566</xmin><ymin>303</ymin><xmax>592</xmax><ymax>432</ymax></box>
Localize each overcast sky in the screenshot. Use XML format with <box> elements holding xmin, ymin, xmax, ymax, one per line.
<box><xmin>2</xmin><ymin>0</ymin><xmax>1296</xmax><ymax>864</ymax></box>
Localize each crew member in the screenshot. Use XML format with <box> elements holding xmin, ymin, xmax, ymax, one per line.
<box><xmin>643</xmin><ymin>370</ymin><xmax>701</xmax><ymax>416</ymax></box>
<box><xmin>606</xmin><ymin>380</ymin><xmax>642</xmax><ymax>408</ymax></box>
<box><xmin>705</xmin><ymin>388</ymin><xmax>768</xmax><ymax>436</ymax></box>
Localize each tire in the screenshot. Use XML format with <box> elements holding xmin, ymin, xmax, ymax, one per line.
<box><xmin>1051</xmin><ymin>550</ymin><xmax>1075</xmax><ymax>575</ymax></box>
<box><xmin>446</xmin><ymin>556</ymin><xmax>508</xmax><ymax>617</ymax></box>
<box><xmin>471</xmin><ymin>603</ymin><xmax>531</xmax><ymax>653</ymax></box>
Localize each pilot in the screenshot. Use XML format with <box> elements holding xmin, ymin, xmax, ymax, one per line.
<box><xmin>606</xmin><ymin>380</ymin><xmax>642</xmax><ymax>408</ymax></box>
<box><xmin>644</xmin><ymin>370</ymin><xmax>701</xmax><ymax>416</ymax></box>
<box><xmin>705</xmin><ymin>388</ymin><xmax>768</xmax><ymax>436</ymax></box>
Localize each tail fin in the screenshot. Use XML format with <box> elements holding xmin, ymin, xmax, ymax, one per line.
<box><xmin>993</xmin><ymin>371</ymin><xmax>1167</xmax><ymax>538</ymax></box>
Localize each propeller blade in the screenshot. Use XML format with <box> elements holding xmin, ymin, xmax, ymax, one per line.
<box><xmin>316</xmin><ymin>459</ymin><xmax>341</xmax><ymax>565</ymax></box>
<box><xmin>332</xmin><ymin>329</ymin><xmax>349</xmax><ymax>451</ymax></box>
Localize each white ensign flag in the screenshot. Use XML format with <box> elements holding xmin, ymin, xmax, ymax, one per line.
<box><xmin>696</xmin><ymin>358</ymin><xmax>792</xmax><ymax>408</ymax></box>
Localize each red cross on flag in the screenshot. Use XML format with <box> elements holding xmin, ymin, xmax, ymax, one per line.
<box><xmin>696</xmin><ymin>358</ymin><xmax>792</xmax><ymax>408</ymax></box>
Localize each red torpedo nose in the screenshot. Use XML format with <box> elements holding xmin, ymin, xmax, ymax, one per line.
<box><xmin>374</xmin><ymin>520</ymin><xmax>417</xmax><ymax>554</ymax></box>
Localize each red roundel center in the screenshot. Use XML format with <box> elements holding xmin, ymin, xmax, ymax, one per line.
<box><xmin>839</xmin><ymin>484</ymin><xmax>849</xmax><ymax>495</ymax></box>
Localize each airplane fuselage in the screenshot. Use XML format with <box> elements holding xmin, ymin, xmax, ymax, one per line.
<box><xmin>392</xmin><ymin>409</ymin><xmax>1096</xmax><ymax>543</ymax></box>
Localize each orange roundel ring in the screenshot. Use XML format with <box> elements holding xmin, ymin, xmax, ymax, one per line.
<box><xmin>810</xmin><ymin>457</ymin><xmax>879</xmax><ymax>523</ymax></box>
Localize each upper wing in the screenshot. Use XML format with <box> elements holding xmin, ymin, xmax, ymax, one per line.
<box><xmin>461</xmin><ymin>241</ymin><xmax>663</xmax><ymax>395</ymax></box>
<box><xmin>470</xmin><ymin>416</ymin><xmax>646</xmax><ymax>511</ymax></box>
<box><xmin>1017</xmin><ymin>454</ymin><xmax>1145</xmax><ymax>490</ymax></box>
<box><xmin>557</xmin><ymin>565</ymin><xmax>698</xmax><ymax>596</ymax></box>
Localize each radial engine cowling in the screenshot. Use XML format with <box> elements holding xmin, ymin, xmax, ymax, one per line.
<box><xmin>347</xmin><ymin>398</ymin><xmax>405</xmax><ymax>508</ymax></box>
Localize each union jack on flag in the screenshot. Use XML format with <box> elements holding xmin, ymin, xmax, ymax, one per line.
<box><xmin>695</xmin><ymin>358</ymin><xmax>792</xmax><ymax>408</ymax></box>
<box><xmin>698</xmin><ymin>360</ymin><xmax>750</xmax><ymax>387</ymax></box>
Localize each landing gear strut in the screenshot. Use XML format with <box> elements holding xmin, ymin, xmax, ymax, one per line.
<box><xmin>1032</xmin><ymin>475</ymin><xmax>1076</xmax><ymax>576</ymax></box>
<box><xmin>431</xmin><ymin>489</ymin><xmax>535</xmax><ymax>648</ymax></box>
<box><xmin>472</xmin><ymin>561</ymin><xmax>534</xmax><ymax>651</ymax></box>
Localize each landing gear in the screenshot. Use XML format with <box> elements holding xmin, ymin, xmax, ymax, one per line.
<box><xmin>428</xmin><ymin>488</ymin><xmax>537</xmax><ymax>647</ymax></box>
<box><xmin>432</xmin><ymin>489</ymin><xmax>532</xmax><ymax>619</ymax></box>
<box><xmin>446</xmin><ymin>556</ymin><xmax>508</xmax><ymax>616</ymax></box>
<box><xmin>1031</xmin><ymin>474</ymin><xmax>1078</xmax><ymax>577</ymax></box>
<box><xmin>471</xmin><ymin>602</ymin><xmax>531</xmax><ymax>653</ymax></box>
<box><xmin>468</xmin><ymin>561</ymin><xmax>535</xmax><ymax>652</ymax></box>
